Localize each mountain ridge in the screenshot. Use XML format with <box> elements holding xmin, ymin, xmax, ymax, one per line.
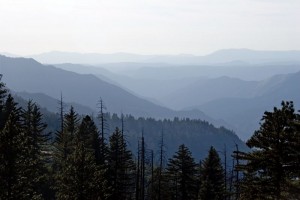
<box><xmin>20</xmin><ymin>49</ymin><xmax>300</xmax><ymax>65</ymax></box>
<box><xmin>0</xmin><ymin>54</ymin><xmax>231</xmax><ymax>130</ymax></box>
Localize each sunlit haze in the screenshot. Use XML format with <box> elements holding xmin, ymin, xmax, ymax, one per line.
<box><xmin>0</xmin><ymin>0</ymin><xmax>299</xmax><ymax>55</ymax></box>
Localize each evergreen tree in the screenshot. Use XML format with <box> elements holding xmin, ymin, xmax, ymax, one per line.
<box><xmin>236</xmin><ymin>101</ymin><xmax>300</xmax><ymax>199</ymax></box>
<box><xmin>0</xmin><ymin>95</ymin><xmax>24</xmax><ymax>199</ymax></box>
<box><xmin>56</xmin><ymin>140</ymin><xmax>102</xmax><ymax>200</ymax></box>
<box><xmin>78</xmin><ymin>115</ymin><xmax>111</xmax><ymax>200</ymax></box>
<box><xmin>53</xmin><ymin>106</ymin><xmax>80</xmax><ymax>197</ymax></box>
<box><xmin>199</xmin><ymin>146</ymin><xmax>225</xmax><ymax>200</ymax></box>
<box><xmin>78</xmin><ymin>115</ymin><xmax>102</xmax><ymax>162</ymax></box>
<box><xmin>53</xmin><ymin>106</ymin><xmax>79</xmax><ymax>164</ymax></box>
<box><xmin>55</xmin><ymin>113</ymin><xmax>107</xmax><ymax>199</ymax></box>
<box><xmin>19</xmin><ymin>101</ymin><xmax>50</xmax><ymax>199</ymax></box>
<box><xmin>166</xmin><ymin>144</ymin><xmax>198</xmax><ymax>200</ymax></box>
<box><xmin>108</xmin><ymin>127</ymin><xmax>136</xmax><ymax>200</ymax></box>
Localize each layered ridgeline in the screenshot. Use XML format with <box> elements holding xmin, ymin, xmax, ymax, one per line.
<box><xmin>0</xmin><ymin>55</ymin><xmax>228</xmax><ymax>128</ymax></box>
<box><xmin>0</xmin><ymin>54</ymin><xmax>246</xmax><ymax>160</ymax></box>
<box><xmin>1</xmin><ymin>59</ymin><xmax>298</xmax><ymax>200</ymax></box>
<box><xmin>29</xmin><ymin>49</ymin><xmax>300</xmax><ymax>65</ymax></box>
<box><xmin>54</xmin><ymin>62</ymin><xmax>300</xmax><ymax>140</ymax></box>
<box><xmin>6</xmin><ymin>51</ymin><xmax>299</xmax><ymax>141</ymax></box>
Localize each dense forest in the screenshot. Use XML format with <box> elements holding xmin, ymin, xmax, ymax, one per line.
<box><xmin>13</xmin><ymin>93</ymin><xmax>246</xmax><ymax>161</ymax></box>
<box><xmin>0</xmin><ymin>77</ymin><xmax>300</xmax><ymax>200</ymax></box>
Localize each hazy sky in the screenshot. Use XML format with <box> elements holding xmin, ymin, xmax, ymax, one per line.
<box><xmin>0</xmin><ymin>0</ymin><xmax>299</xmax><ymax>55</ymax></box>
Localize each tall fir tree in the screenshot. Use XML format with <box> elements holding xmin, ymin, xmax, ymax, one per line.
<box><xmin>108</xmin><ymin>127</ymin><xmax>136</xmax><ymax>200</ymax></box>
<box><xmin>56</xmin><ymin>139</ymin><xmax>102</xmax><ymax>200</ymax></box>
<box><xmin>236</xmin><ymin>101</ymin><xmax>300</xmax><ymax>199</ymax></box>
<box><xmin>18</xmin><ymin>101</ymin><xmax>50</xmax><ymax>199</ymax></box>
<box><xmin>53</xmin><ymin>106</ymin><xmax>80</xmax><ymax>198</ymax></box>
<box><xmin>78</xmin><ymin>115</ymin><xmax>110</xmax><ymax>200</ymax></box>
<box><xmin>199</xmin><ymin>146</ymin><xmax>225</xmax><ymax>200</ymax></box>
<box><xmin>0</xmin><ymin>95</ymin><xmax>24</xmax><ymax>199</ymax></box>
<box><xmin>166</xmin><ymin>144</ymin><xmax>198</xmax><ymax>200</ymax></box>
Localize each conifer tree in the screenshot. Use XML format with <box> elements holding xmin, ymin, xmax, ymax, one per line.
<box><xmin>78</xmin><ymin>115</ymin><xmax>102</xmax><ymax>162</ymax></box>
<box><xmin>53</xmin><ymin>106</ymin><xmax>80</xmax><ymax>197</ymax></box>
<box><xmin>19</xmin><ymin>101</ymin><xmax>50</xmax><ymax>199</ymax></box>
<box><xmin>166</xmin><ymin>144</ymin><xmax>198</xmax><ymax>200</ymax></box>
<box><xmin>199</xmin><ymin>146</ymin><xmax>225</xmax><ymax>200</ymax></box>
<box><xmin>236</xmin><ymin>101</ymin><xmax>300</xmax><ymax>199</ymax></box>
<box><xmin>56</xmin><ymin>140</ymin><xmax>102</xmax><ymax>200</ymax></box>
<box><xmin>108</xmin><ymin>127</ymin><xmax>136</xmax><ymax>200</ymax></box>
<box><xmin>0</xmin><ymin>95</ymin><xmax>24</xmax><ymax>199</ymax></box>
<box><xmin>53</xmin><ymin>106</ymin><xmax>79</xmax><ymax>164</ymax></box>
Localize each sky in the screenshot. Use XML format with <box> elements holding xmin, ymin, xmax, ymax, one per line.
<box><xmin>0</xmin><ymin>0</ymin><xmax>299</xmax><ymax>55</ymax></box>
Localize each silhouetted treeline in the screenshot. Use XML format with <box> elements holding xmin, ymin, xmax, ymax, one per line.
<box><xmin>1</xmin><ymin>78</ymin><xmax>300</xmax><ymax>199</ymax></box>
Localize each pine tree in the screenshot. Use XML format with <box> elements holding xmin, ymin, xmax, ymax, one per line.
<box><xmin>18</xmin><ymin>101</ymin><xmax>50</xmax><ymax>199</ymax></box>
<box><xmin>166</xmin><ymin>144</ymin><xmax>198</xmax><ymax>200</ymax></box>
<box><xmin>56</xmin><ymin>140</ymin><xmax>102</xmax><ymax>200</ymax></box>
<box><xmin>78</xmin><ymin>115</ymin><xmax>110</xmax><ymax>200</ymax></box>
<box><xmin>78</xmin><ymin>115</ymin><xmax>102</xmax><ymax>162</ymax></box>
<box><xmin>0</xmin><ymin>95</ymin><xmax>24</xmax><ymax>199</ymax></box>
<box><xmin>199</xmin><ymin>146</ymin><xmax>225</xmax><ymax>200</ymax></box>
<box><xmin>108</xmin><ymin>127</ymin><xmax>136</xmax><ymax>200</ymax></box>
<box><xmin>53</xmin><ymin>106</ymin><xmax>79</xmax><ymax>164</ymax></box>
<box><xmin>55</xmin><ymin>113</ymin><xmax>107</xmax><ymax>199</ymax></box>
<box><xmin>53</xmin><ymin>106</ymin><xmax>80</xmax><ymax>198</ymax></box>
<box><xmin>236</xmin><ymin>101</ymin><xmax>300</xmax><ymax>199</ymax></box>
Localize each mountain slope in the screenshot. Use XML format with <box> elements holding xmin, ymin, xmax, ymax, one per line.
<box><xmin>0</xmin><ymin>55</ymin><xmax>228</xmax><ymax>129</ymax></box>
<box><xmin>193</xmin><ymin>71</ymin><xmax>300</xmax><ymax>139</ymax></box>
<box><xmin>161</xmin><ymin>76</ymin><xmax>258</xmax><ymax>109</ymax></box>
<box><xmin>13</xmin><ymin>91</ymin><xmax>94</xmax><ymax>115</ymax></box>
<box><xmin>12</xmin><ymin>93</ymin><xmax>248</xmax><ymax>161</ymax></box>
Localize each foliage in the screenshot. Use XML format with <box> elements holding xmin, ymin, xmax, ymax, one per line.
<box><xmin>1</xmin><ymin>76</ymin><xmax>299</xmax><ymax>200</ymax></box>
<box><xmin>166</xmin><ymin>144</ymin><xmax>198</xmax><ymax>200</ymax></box>
<box><xmin>236</xmin><ymin>101</ymin><xmax>300</xmax><ymax>199</ymax></box>
<box><xmin>107</xmin><ymin>127</ymin><xmax>136</xmax><ymax>200</ymax></box>
<box><xmin>199</xmin><ymin>146</ymin><xmax>225</xmax><ymax>200</ymax></box>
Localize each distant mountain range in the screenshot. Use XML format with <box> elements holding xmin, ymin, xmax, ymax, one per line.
<box><xmin>26</xmin><ymin>49</ymin><xmax>300</xmax><ymax>65</ymax></box>
<box><xmin>0</xmin><ymin>55</ymin><xmax>229</xmax><ymax>129</ymax></box>
<box><xmin>0</xmin><ymin>54</ymin><xmax>248</xmax><ymax>159</ymax></box>
<box><xmin>181</xmin><ymin>72</ymin><xmax>300</xmax><ymax>139</ymax></box>
<box><xmin>1</xmin><ymin>50</ymin><xmax>299</xmax><ymax>141</ymax></box>
<box><xmin>53</xmin><ymin>61</ymin><xmax>300</xmax><ymax>140</ymax></box>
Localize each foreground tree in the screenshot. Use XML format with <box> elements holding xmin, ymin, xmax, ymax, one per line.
<box><xmin>53</xmin><ymin>106</ymin><xmax>80</xmax><ymax>198</ymax></box>
<box><xmin>166</xmin><ymin>144</ymin><xmax>198</xmax><ymax>200</ymax></box>
<box><xmin>107</xmin><ymin>127</ymin><xmax>136</xmax><ymax>200</ymax></box>
<box><xmin>19</xmin><ymin>101</ymin><xmax>50</xmax><ymax>199</ymax></box>
<box><xmin>55</xmin><ymin>114</ymin><xmax>104</xmax><ymax>199</ymax></box>
<box><xmin>236</xmin><ymin>101</ymin><xmax>300</xmax><ymax>199</ymax></box>
<box><xmin>199</xmin><ymin>146</ymin><xmax>225</xmax><ymax>200</ymax></box>
<box><xmin>56</xmin><ymin>140</ymin><xmax>102</xmax><ymax>200</ymax></box>
<box><xmin>0</xmin><ymin>95</ymin><xmax>24</xmax><ymax>199</ymax></box>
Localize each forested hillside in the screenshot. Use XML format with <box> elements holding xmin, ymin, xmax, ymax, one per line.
<box><xmin>13</xmin><ymin>92</ymin><xmax>246</xmax><ymax>160</ymax></box>
<box><xmin>0</xmin><ymin>55</ymin><xmax>227</xmax><ymax>128</ymax></box>
<box><xmin>1</xmin><ymin>76</ymin><xmax>299</xmax><ymax>199</ymax></box>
